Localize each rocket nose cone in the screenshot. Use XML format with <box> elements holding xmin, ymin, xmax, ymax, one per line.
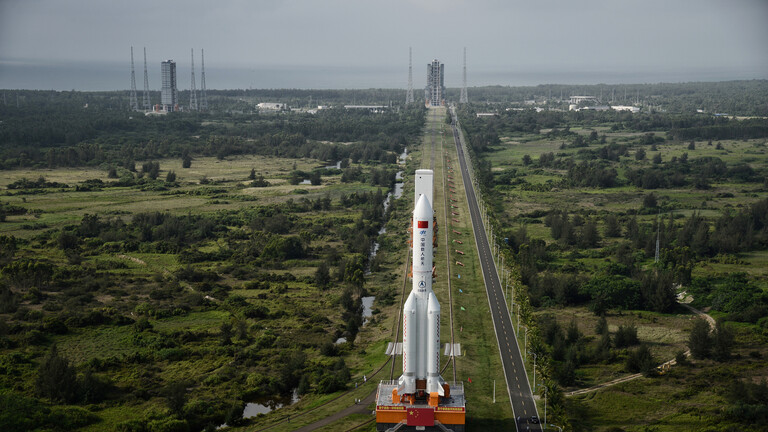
<box><xmin>414</xmin><ymin>194</ymin><xmax>433</xmax><ymax>219</ymax></box>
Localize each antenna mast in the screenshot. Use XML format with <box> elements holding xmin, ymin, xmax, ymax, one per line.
<box><xmin>406</xmin><ymin>47</ymin><xmax>414</xmax><ymax>104</ymax></box>
<box><xmin>129</xmin><ymin>47</ymin><xmax>139</xmax><ymax>111</ymax></box>
<box><xmin>142</xmin><ymin>47</ymin><xmax>150</xmax><ymax>110</ymax></box>
<box><xmin>460</xmin><ymin>47</ymin><xmax>468</xmax><ymax>104</ymax></box>
<box><xmin>200</xmin><ymin>49</ymin><xmax>208</xmax><ymax>111</ymax></box>
<box><xmin>190</xmin><ymin>49</ymin><xmax>198</xmax><ymax>111</ymax></box>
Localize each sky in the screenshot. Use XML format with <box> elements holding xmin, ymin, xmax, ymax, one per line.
<box><xmin>1</xmin><ymin>0</ymin><xmax>767</xmax><ymax>90</ymax></box>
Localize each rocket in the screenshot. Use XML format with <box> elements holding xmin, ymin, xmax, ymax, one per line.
<box><xmin>397</xmin><ymin>169</ymin><xmax>446</xmax><ymax>399</ymax></box>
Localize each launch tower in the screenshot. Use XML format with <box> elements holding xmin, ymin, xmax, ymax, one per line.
<box><xmin>161</xmin><ymin>60</ymin><xmax>178</xmax><ymax>112</ymax></box>
<box><xmin>376</xmin><ymin>170</ymin><xmax>465</xmax><ymax>432</ymax></box>
<box><xmin>426</xmin><ymin>60</ymin><xmax>445</xmax><ymax>107</ymax></box>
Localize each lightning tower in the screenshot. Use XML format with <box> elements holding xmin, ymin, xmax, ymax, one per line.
<box><xmin>459</xmin><ymin>47</ymin><xmax>468</xmax><ymax>104</ymax></box>
<box><xmin>129</xmin><ymin>47</ymin><xmax>139</xmax><ymax>111</ymax></box>
<box><xmin>190</xmin><ymin>49</ymin><xmax>198</xmax><ymax>111</ymax></box>
<box><xmin>406</xmin><ymin>47</ymin><xmax>414</xmax><ymax>104</ymax></box>
<box><xmin>143</xmin><ymin>47</ymin><xmax>151</xmax><ymax>111</ymax></box>
<box><xmin>200</xmin><ymin>49</ymin><xmax>208</xmax><ymax>111</ymax></box>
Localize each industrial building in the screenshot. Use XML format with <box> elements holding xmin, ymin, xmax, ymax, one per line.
<box><xmin>426</xmin><ymin>60</ymin><xmax>445</xmax><ymax>107</ymax></box>
<box><xmin>161</xmin><ymin>60</ymin><xmax>178</xmax><ymax>112</ymax></box>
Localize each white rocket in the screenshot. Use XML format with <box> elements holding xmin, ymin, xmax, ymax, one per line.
<box><xmin>397</xmin><ymin>169</ymin><xmax>446</xmax><ymax>398</ymax></box>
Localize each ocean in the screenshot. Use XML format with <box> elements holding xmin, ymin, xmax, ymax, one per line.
<box><xmin>0</xmin><ymin>59</ymin><xmax>764</xmax><ymax>91</ymax></box>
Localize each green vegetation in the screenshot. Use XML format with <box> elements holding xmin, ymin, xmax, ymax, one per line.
<box><xmin>0</xmin><ymin>93</ymin><xmax>423</xmax><ymax>431</ymax></box>
<box><xmin>457</xmin><ymin>84</ymin><xmax>768</xmax><ymax>431</ymax></box>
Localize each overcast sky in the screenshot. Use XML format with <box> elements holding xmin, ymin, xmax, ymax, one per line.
<box><xmin>1</xmin><ymin>0</ymin><xmax>767</xmax><ymax>89</ymax></box>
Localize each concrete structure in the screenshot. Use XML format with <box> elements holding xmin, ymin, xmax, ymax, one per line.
<box><xmin>426</xmin><ymin>59</ymin><xmax>445</xmax><ymax>107</ymax></box>
<box><xmin>376</xmin><ymin>170</ymin><xmax>465</xmax><ymax>432</ymax></box>
<box><xmin>161</xmin><ymin>60</ymin><xmax>178</xmax><ymax>112</ymax></box>
<box><xmin>569</xmin><ymin>95</ymin><xmax>598</xmax><ymax>105</ymax></box>
<box><xmin>344</xmin><ymin>105</ymin><xmax>387</xmax><ymax>113</ymax></box>
<box><xmin>257</xmin><ymin>102</ymin><xmax>285</xmax><ymax>111</ymax></box>
<box><xmin>611</xmin><ymin>105</ymin><xmax>641</xmax><ymax>113</ymax></box>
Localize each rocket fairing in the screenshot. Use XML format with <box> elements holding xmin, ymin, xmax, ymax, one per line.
<box><xmin>397</xmin><ymin>170</ymin><xmax>446</xmax><ymax>399</ymax></box>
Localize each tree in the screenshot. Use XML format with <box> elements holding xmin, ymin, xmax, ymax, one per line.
<box><xmin>182</xmin><ymin>155</ymin><xmax>192</xmax><ymax>168</ymax></box>
<box><xmin>165</xmin><ymin>170</ymin><xmax>176</xmax><ymax>183</ymax></box>
<box><xmin>522</xmin><ymin>154</ymin><xmax>532</xmax><ymax>166</ymax></box>
<box><xmin>712</xmin><ymin>320</ymin><xmax>734</xmax><ymax>361</ymax></box>
<box><xmin>219</xmin><ymin>322</ymin><xmax>233</xmax><ymax>346</ymax></box>
<box><xmin>249</xmin><ymin>168</ymin><xmax>256</xmax><ymax>180</ymax></box>
<box><xmin>625</xmin><ymin>344</ymin><xmax>656</xmax><ymax>376</ymax></box>
<box><xmin>652</xmin><ymin>153</ymin><xmax>662</xmax><ymax>164</ymax></box>
<box><xmin>643</xmin><ymin>192</ymin><xmax>657</xmax><ymax>208</ymax></box>
<box><xmin>566</xmin><ymin>318</ymin><xmax>581</xmax><ymax>344</ymax></box>
<box><xmin>163</xmin><ymin>381</ymin><xmax>188</xmax><ymax>415</ymax></box>
<box><xmin>614</xmin><ymin>324</ymin><xmax>639</xmax><ymax>348</ymax></box>
<box><xmin>688</xmin><ymin>141</ymin><xmax>696</xmax><ymax>150</ymax></box>
<box><xmin>36</xmin><ymin>345</ymin><xmax>78</xmax><ymax>403</ymax></box>
<box><xmin>315</xmin><ymin>261</ymin><xmax>331</xmax><ymax>289</ymax></box>
<box><xmin>107</xmin><ymin>166</ymin><xmax>118</xmax><ymax>178</ymax></box>
<box><xmin>635</xmin><ymin>148</ymin><xmax>646</xmax><ymax>160</ymax></box>
<box><xmin>579</xmin><ymin>219</ymin><xmax>601</xmax><ymax>248</ymax></box>
<box><xmin>309</xmin><ymin>171</ymin><xmax>322</xmax><ymax>186</ymax></box>
<box><xmin>688</xmin><ymin>318</ymin><xmax>712</xmax><ymax>360</ymax></box>
<box><xmin>595</xmin><ymin>315</ymin><xmax>608</xmax><ymax>335</ymax></box>
<box><xmin>604</xmin><ymin>214</ymin><xmax>621</xmax><ymax>238</ymax></box>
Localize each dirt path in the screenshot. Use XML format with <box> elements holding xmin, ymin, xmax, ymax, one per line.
<box><xmin>567</xmin><ymin>303</ymin><xmax>714</xmax><ymax>397</ymax></box>
<box><xmin>291</xmin><ymin>388</ymin><xmax>377</xmax><ymax>432</ymax></box>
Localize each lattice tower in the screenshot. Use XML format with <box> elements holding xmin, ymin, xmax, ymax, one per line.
<box><xmin>129</xmin><ymin>47</ymin><xmax>139</xmax><ymax>111</ymax></box>
<box><xmin>406</xmin><ymin>47</ymin><xmax>414</xmax><ymax>104</ymax></box>
<box><xmin>200</xmin><ymin>49</ymin><xmax>208</xmax><ymax>111</ymax></box>
<box><xmin>459</xmin><ymin>47</ymin><xmax>468</xmax><ymax>104</ymax></box>
<box><xmin>190</xmin><ymin>48</ymin><xmax>198</xmax><ymax>111</ymax></box>
<box><xmin>143</xmin><ymin>47</ymin><xmax>151</xmax><ymax>110</ymax></box>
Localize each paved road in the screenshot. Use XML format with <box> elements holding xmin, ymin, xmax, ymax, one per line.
<box><xmin>450</xmin><ymin>107</ymin><xmax>542</xmax><ymax>432</ymax></box>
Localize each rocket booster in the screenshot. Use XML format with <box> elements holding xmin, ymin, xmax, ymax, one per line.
<box><xmin>397</xmin><ymin>171</ymin><xmax>446</xmax><ymax>398</ymax></box>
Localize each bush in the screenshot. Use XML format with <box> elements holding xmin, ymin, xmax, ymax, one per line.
<box><xmin>614</xmin><ymin>324</ymin><xmax>639</xmax><ymax>348</ymax></box>
<box><xmin>625</xmin><ymin>344</ymin><xmax>655</xmax><ymax>376</ymax></box>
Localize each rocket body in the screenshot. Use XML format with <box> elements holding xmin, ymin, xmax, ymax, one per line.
<box><xmin>397</xmin><ymin>171</ymin><xmax>446</xmax><ymax>398</ymax></box>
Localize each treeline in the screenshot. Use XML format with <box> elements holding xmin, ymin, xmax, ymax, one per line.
<box><xmin>449</xmin><ymin>80</ymin><xmax>768</xmax><ymax>115</ymax></box>
<box><xmin>0</xmin><ymin>100</ymin><xmax>424</xmax><ymax>169</ymax></box>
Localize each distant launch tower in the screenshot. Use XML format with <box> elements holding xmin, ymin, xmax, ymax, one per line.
<box><xmin>142</xmin><ymin>47</ymin><xmax>151</xmax><ymax>110</ymax></box>
<box><xmin>426</xmin><ymin>60</ymin><xmax>445</xmax><ymax>107</ymax></box>
<box><xmin>129</xmin><ymin>47</ymin><xmax>139</xmax><ymax>111</ymax></box>
<box><xmin>189</xmin><ymin>49</ymin><xmax>198</xmax><ymax>111</ymax></box>
<box><xmin>376</xmin><ymin>170</ymin><xmax>465</xmax><ymax>432</ymax></box>
<box><xmin>406</xmin><ymin>47</ymin><xmax>414</xmax><ymax>104</ymax></box>
<box><xmin>459</xmin><ymin>48</ymin><xmax>468</xmax><ymax>104</ymax></box>
<box><xmin>161</xmin><ymin>60</ymin><xmax>178</xmax><ymax>112</ymax></box>
<box><xmin>200</xmin><ymin>49</ymin><xmax>208</xmax><ymax>111</ymax></box>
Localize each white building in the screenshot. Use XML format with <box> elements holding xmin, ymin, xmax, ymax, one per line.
<box><xmin>611</xmin><ymin>105</ymin><xmax>641</xmax><ymax>113</ymax></box>
<box><xmin>257</xmin><ymin>102</ymin><xmax>285</xmax><ymax>111</ymax></box>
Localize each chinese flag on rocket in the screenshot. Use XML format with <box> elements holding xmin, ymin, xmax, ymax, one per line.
<box><xmin>406</xmin><ymin>407</ymin><xmax>434</xmax><ymax>427</ymax></box>
<box><xmin>418</xmin><ymin>220</ymin><xmax>428</xmax><ymax>228</ymax></box>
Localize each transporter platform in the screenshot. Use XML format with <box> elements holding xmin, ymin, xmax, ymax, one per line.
<box><xmin>375</xmin><ymin>380</ymin><xmax>465</xmax><ymax>432</ymax></box>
